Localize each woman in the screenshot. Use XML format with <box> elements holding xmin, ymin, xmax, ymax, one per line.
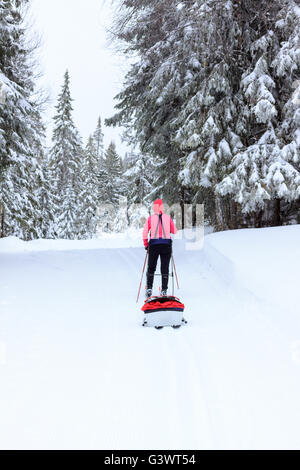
<box><xmin>143</xmin><ymin>199</ymin><xmax>177</xmax><ymax>298</ymax></box>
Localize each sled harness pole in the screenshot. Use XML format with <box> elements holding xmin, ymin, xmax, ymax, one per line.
<box><xmin>136</xmin><ymin>250</ymin><xmax>148</xmax><ymax>303</ymax></box>
<box><xmin>172</xmin><ymin>254</ymin><xmax>179</xmax><ymax>289</ymax></box>
<box><xmin>171</xmin><ymin>250</ymin><xmax>175</xmax><ymax>296</ymax></box>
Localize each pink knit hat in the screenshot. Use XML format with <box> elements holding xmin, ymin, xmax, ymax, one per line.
<box><xmin>153</xmin><ymin>199</ymin><xmax>163</xmax><ymax>214</ymax></box>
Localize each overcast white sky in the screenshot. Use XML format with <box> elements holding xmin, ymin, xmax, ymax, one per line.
<box><xmin>30</xmin><ymin>0</ymin><xmax>132</xmax><ymax>158</ymax></box>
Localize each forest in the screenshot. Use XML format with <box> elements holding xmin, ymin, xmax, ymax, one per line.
<box><xmin>0</xmin><ymin>0</ymin><xmax>299</xmax><ymax>240</ymax></box>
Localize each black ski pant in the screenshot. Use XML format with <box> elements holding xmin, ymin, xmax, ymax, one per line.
<box><xmin>146</xmin><ymin>244</ymin><xmax>172</xmax><ymax>291</ymax></box>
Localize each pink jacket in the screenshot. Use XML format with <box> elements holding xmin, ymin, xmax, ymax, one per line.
<box><xmin>143</xmin><ymin>212</ymin><xmax>177</xmax><ymax>248</ymax></box>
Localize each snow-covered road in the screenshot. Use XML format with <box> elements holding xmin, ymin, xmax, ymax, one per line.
<box><xmin>1</xmin><ymin>226</ymin><xmax>300</xmax><ymax>449</ymax></box>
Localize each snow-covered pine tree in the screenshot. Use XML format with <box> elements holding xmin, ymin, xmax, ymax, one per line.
<box><xmin>122</xmin><ymin>150</ymin><xmax>156</xmax><ymax>229</ymax></box>
<box><xmin>27</xmin><ymin>111</ymin><xmax>56</xmax><ymax>239</ymax></box>
<box><xmin>79</xmin><ymin>135</ymin><xmax>101</xmax><ymax>238</ymax></box>
<box><xmin>169</xmin><ymin>0</ymin><xmax>250</xmax><ymax>229</ymax></box>
<box><xmin>123</xmin><ymin>150</ymin><xmax>155</xmax><ymax>205</ymax></box>
<box><xmin>93</xmin><ymin>116</ymin><xmax>104</xmax><ymax>170</ymax></box>
<box><xmin>105</xmin><ymin>0</ymin><xmax>190</xmax><ymax>212</ymax></box>
<box><xmin>114</xmin><ymin>194</ymin><xmax>128</xmax><ymax>233</ymax></box>
<box><xmin>49</xmin><ymin>70</ymin><xmax>84</xmax><ymax>239</ymax></box>
<box><xmin>217</xmin><ymin>1</ymin><xmax>300</xmax><ymax>227</ymax></box>
<box><xmin>107</xmin><ymin>0</ymin><xmax>300</xmax><ymax>229</ymax></box>
<box><xmin>98</xmin><ymin>141</ymin><xmax>125</xmax><ymax>232</ymax></box>
<box><xmin>0</xmin><ymin>0</ymin><xmax>47</xmax><ymax>240</ymax></box>
<box><xmin>102</xmin><ymin>141</ymin><xmax>123</xmax><ymax>206</ymax></box>
<box><xmin>0</xmin><ymin>0</ymin><xmax>29</xmax><ymax>179</ymax></box>
<box><xmin>1</xmin><ymin>109</ymin><xmax>44</xmax><ymax>240</ymax></box>
<box><xmin>36</xmin><ymin>149</ymin><xmax>56</xmax><ymax>239</ymax></box>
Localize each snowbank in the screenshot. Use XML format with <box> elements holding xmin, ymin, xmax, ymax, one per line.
<box><xmin>0</xmin><ymin>231</ymin><xmax>142</xmax><ymax>253</ymax></box>
<box><xmin>0</xmin><ymin>226</ymin><xmax>210</xmax><ymax>253</ymax></box>
<box><xmin>206</xmin><ymin>224</ymin><xmax>300</xmax><ymax>315</ymax></box>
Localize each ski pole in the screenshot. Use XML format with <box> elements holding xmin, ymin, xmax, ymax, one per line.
<box><xmin>136</xmin><ymin>250</ymin><xmax>148</xmax><ymax>303</ymax></box>
<box><xmin>172</xmin><ymin>254</ymin><xmax>180</xmax><ymax>289</ymax></box>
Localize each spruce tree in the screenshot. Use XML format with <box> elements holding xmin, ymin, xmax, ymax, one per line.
<box><xmin>105</xmin><ymin>0</ymin><xmax>188</xmax><ymax>209</ymax></box>
<box><xmin>0</xmin><ymin>0</ymin><xmax>46</xmax><ymax>240</ymax></box>
<box><xmin>49</xmin><ymin>70</ymin><xmax>84</xmax><ymax>239</ymax></box>
<box><xmin>97</xmin><ymin>141</ymin><xmax>124</xmax><ymax>232</ymax></box>
<box><xmin>93</xmin><ymin>116</ymin><xmax>104</xmax><ymax>170</ymax></box>
<box><xmin>123</xmin><ymin>150</ymin><xmax>156</xmax><ymax>228</ymax></box>
<box><xmin>79</xmin><ymin>135</ymin><xmax>101</xmax><ymax>238</ymax></box>
<box><xmin>102</xmin><ymin>141</ymin><xmax>123</xmax><ymax>205</ymax></box>
<box><xmin>123</xmin><ymin>150</ymin><xmax>155</xmax><ymax>204</ymax></box>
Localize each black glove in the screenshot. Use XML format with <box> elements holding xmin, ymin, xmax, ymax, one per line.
<box><xmin>145</xmin><ymin>245</ymin><xmax>148</xmax><ymax>251</ymax></box>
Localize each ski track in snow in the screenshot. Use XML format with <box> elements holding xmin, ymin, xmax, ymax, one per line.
<box><xmin>0</xmin><ymin>228</ymin><xmax>300</xmax><ymax>449</ymax></box>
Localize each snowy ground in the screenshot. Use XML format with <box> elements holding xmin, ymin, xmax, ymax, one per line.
<box><xmin>0</xmin><ymin>226</ymin><xmax>300</xmax><ymax>450</ymax></box>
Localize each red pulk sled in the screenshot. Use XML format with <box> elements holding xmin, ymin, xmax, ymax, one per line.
<box><xmin>138</xmin><ymin>252</ymin><xmax>187</xmax><ymax>330</ymax></box>
<box><xmin>141</xmin><ymin>295</ymin><xmax>186</xmax><ymax>329</ymax></box>
<box><xmin>142</xmin><ymin>296</ymin><xmax>185</xmax><ymax>314</ymax></box>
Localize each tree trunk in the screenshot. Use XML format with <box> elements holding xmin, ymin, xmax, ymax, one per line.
<box><xmin>274</xmin><ymin>198</ymin><xmax>281</xmax><ymax>226</ymax></box>
<box><xmin>255</xmin><ymin>209</ymin><xmax>263</xmax><ymax>228</ymax></box>
<box><xmin>180</xmin><ymin>185</ymin><xmax>185</xmax><ymax>229</ymax></box>
<box><xmin>0</xmin><ymin>204</ymin><xmax>5</xmax><ymax>238</ymax></box>
<box><xmin>214</xmin><ymin>192</ymin><xmax>224</xmax><ymax>231</ymax></box>
<box><xmin>228</xmin><ymin>199</ymin><xmax>235</xmax><ymax>229</ymax></box>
